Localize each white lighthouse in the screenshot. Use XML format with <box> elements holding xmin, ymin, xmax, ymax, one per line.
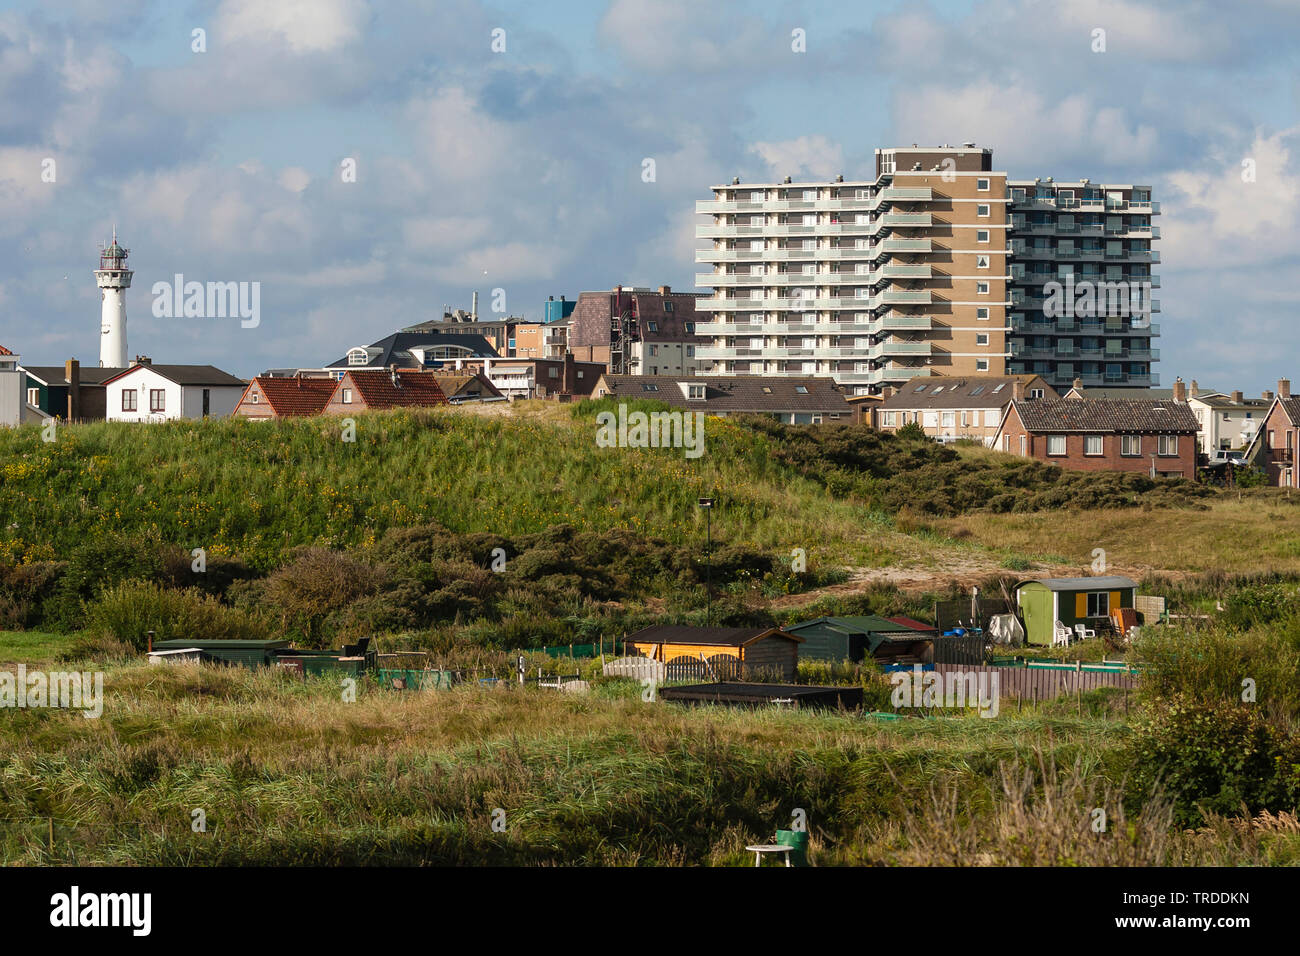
<box><xmin>95</xmin><ymin>229</ymin><xmax>132</xmax><ymax>368</ymax></box>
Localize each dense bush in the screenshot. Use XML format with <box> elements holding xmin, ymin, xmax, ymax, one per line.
<box><xmin>85</xmin><ymin>580</ymin><xmax>267</xmax><ymax>651</ymax></box>
<box><xmin>1126</xmin><ymin>696</ymin><xmax>1300</xmax><ymax>826</ymax></box>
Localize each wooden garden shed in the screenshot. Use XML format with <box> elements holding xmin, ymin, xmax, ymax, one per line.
<box><xmin>784</xmin><ymin>615</ymin><xmax>937</xmax><ymax>664</ymax></box>
<box><xmin>1015</xmin><ymin>576</ymin><xmax>1138</xmax><ymax>646</ymax></box>
<box><xmin>626</xmin><ymin>625</ymin><xmax>803</xmax><ymax>681</ymax></box>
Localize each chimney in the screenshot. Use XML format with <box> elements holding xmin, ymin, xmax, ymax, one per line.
<box><xmin>1189</xmin><ymin>379</ymin><xmax>1199</xmax><ymax>398</ymax></box>
<box><xmin>1072</xmin><ymin>377</ymin><xmax>1082</xmax><ymax>392</ymax></box>
<box><xmin>1280</xmin><ymin>378</ymin><xmax>1291</xmax><ymax>399</ymax></box>
<box><xmin>1172</xmin><ymin>377</ymin><xmax>1186</xmax><ymax>403</ymax></box>
<box><xmin>880</xmin><ymin>385</ymin><xmax>894</xmax><ymax>399</ymax></box>
<box><xmin>390</xmin><ymin>365</ymin><xmax>400</xmax><ymax>388</ymax></box>
<box><xmin>1264</xmin><ymin>390</ymin><xmax>1274</xmax><ymax>403</ymax></box>
<box><xmin>1012</xmin><ymin>380</ymin><xmax>1025</xmax><ymax>402</ymax></box>
<box><xmin>1232</xmin><ymin>390</ymin><xmax>1243</xmax><ymax>403</ymax></box>
<box><xmin>562</xmin><ymin>351</ymin><xmax>576</xmax><ymax>395</ymax></box>
<box><xmin>64</xmin><ymin>359</ymin><xmax>80</xmax><ymax>422</ymax></box>
<box><xmin>658</xmin><ymin>285</ymin><xmax>670</xmax><ymax>296</ymax></box>
<box><xmin>472</xmin><ymin>291</ymin><xmax>479</xmax><ymax>321</ymax></box>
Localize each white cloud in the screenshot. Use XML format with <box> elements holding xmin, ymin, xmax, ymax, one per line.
<box><xmin>748</xmin><ymin>136</ymin><xmax>845</xmax><ymax>182</ymax></box>
<box><xmin>216</xmin><ymin>0</ymin><xmax>371</xmax><ymax>54</ymax></box>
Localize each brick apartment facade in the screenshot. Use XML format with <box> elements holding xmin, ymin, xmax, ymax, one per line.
<box><xmin>567</xmin><ymin>285</ymin><xmax>705</xmax><ymax>376</ymax></box>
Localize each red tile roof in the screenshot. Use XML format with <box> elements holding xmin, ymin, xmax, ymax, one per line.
<box><xmin>247</xmin><ymin>375</ymin><xmax>337</xmax><ymax>416</ymax></box>
<box><xmin>0</xmin><ymin>345</ymin><xmax>13</xmax><ymax>355</ymax></box>
<box><xmin>344</xmin><ymin>369</ymin><xmax>448</xmax><ymax>408</ymax></box>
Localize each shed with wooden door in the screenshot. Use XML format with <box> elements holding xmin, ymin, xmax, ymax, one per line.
<box><xmin>626</xmin><ymin>625</ymin><xmax>804</xmax><ymax>680</ymax></box>
<box><xmin>1014</xmin><ymin>576</ymin><xmax>1138</xmax><ymax>646</ymax></box>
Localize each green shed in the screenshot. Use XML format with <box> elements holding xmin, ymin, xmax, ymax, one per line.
<box><xmin>151</xmin><ymin>639</ymin><xmax>290</xmax><ymax>668</ymax></box>
<box><xmin>1015</xmin><ymin>576</ymin><xmax>1138</xmax><ymax>646</ymax></box>
<box><xmin>785</xmin><ymin>616</ymin><xmax>936</xmax><ymax>663</ymax></box>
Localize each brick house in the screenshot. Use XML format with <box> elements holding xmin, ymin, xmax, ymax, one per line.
<box><xmin>877</xmin><ymin>373</ymin><xmax>1058</xmax><ymax>444</ymax></box>
<box><xmin>322</xmin><ymin>368</ymin><xmax>448</xmax><ymax>414</ymax></box>
<box><xmin>1247</xmin><ymin>379</ymin><xmax>1300</xmax><ymax>486</ymax></box>
<box><xmin>994</xmin><ymin>395</ymin><xmax>1198</xmax><ymax>478</ymax></box>
<box><xmin>234</xmin><ymin>374</ymin><xmax>338</xmax><ymax>419</ymax></box>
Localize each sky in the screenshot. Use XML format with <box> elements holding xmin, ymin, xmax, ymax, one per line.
<box><xmin>0</xmin><ymin>0</ymin><xmax>1297</xmax><ymax>387</ymax></box>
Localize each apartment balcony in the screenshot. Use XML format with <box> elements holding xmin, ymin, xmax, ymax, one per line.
<box><xmin>696</xmin><ymin>225</ymin><xmax>769</xmax><ymax>238</ymax></box>
<box><xmin>879</xmin><ymin>213</ymin><xmax>932</xmax><ymax>228</ymax></box>
<box><xmin>882</xmin><ymin>264</ymin><xmax>932</xmax><ymax>279</ymax></box>
<box><xmin>880</xmin><ymin>238</ymin><xmax>932</xmax><ymax>254</ymax></box>
<box><xmin>880</xmin><ymin>290</ymin><xmax>933</xmax><ymax>305</ymax></box>
<box><xmin>695</xmin><ymin>248</ymin><xmax>767</xmax><ymax>262</ymax></box>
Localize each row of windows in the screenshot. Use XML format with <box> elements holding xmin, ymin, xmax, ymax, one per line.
<box><xmin>121</xmin><ymin>389</ymin><xmax>166</xmax><ymax>413</ymax></box>
<box><xmin>1039</xmin><ymin>434</ymin><xmax>1178</xmax><ymax>456</ymax></box>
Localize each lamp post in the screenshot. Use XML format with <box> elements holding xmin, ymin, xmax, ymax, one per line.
<box><xmin>698</xmin><ymin>497</ymin><xmax>714</xmax><ymax>626</ymax></box>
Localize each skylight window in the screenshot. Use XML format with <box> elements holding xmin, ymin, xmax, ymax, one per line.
<box><xmin>970</xmin><ymin>386</ymin><xmax>985</xmax><ymax>396</ymax></box>
<box><xmin>642</xmin><ymin>384</ymin><xmax>658</xmax><ymax>391</ymax></box>
<box><xmin>992</xmin><ymin>383</ymin><xmax>1006</xmax><ymax>393</ymax></box>
<box><xmin>795</xmin><ymin>385</ymin><xmax>808</xmax><ymax>393</ymax></box>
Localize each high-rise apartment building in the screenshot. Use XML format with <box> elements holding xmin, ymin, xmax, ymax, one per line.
<box><xmin>1005</xmin><ymin>178</ymin><xmax>1160</xmax><ymax>389</ymax></box>
<box><xmin>694</xmin><ymin>144</ymin><xmax>1160</xmax><ymax>393</ymax></box>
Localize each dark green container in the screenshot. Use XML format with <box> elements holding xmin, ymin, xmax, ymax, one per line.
<box><xmin>775</xmin><ymin>829</ymin><xmax>809</xmax><ymax>866</ymax></box>
<box><xmin>152</xmin><ymin>639</ymin><xmax>289</xmax><ymax>668</ymax></box>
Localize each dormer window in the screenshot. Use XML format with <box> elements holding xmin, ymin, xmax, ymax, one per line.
<box><xmin>687</xmin><ymin>384</ymin><xmax>705</xmax><ymax>400</ymax></box>
<box><xmin>347</xmin><ymin>348</ymin><xmax>368</xmax><ymax>366</ymax></box>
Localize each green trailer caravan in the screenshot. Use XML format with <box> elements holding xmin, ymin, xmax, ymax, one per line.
<box><xmin>1015</xmin><ymin>576</ymin><xmax>1137</xmax><ymax>646</ymax></box>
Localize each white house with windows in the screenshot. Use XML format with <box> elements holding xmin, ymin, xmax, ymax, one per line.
<box><xmin>103</xmin><ymin>363</ymin><xmax>246</xmax><ymax>422</ymax></box>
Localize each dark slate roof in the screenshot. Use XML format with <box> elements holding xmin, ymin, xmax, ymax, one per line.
<box><xmin>327</xmin><ymin>332</ymin><xmax>498</xmax><ymax>369</ymax></box>
<box><xmin>786</xmin><ymin>615</ymin><xmax>926</xmax><ymax>635</ymax></box>
<box><xmin>1280</xmin><ymin>397</ymin><xmax>1300</xmax><ymax>425</ymax></box>
<box><xmin>1195</xmin><ymin>393</ymin><xmax>1267</xmax><ymax>410</ymax></box>
<box><xmin>1012</xmin><ymin>398</ymin><xmax>1198</xmax><ymax>433</ymax></box>
<box><xmin>245</xmin><ymin>376</ymin><xmax>337</xmax><ymax>416</ymax></box>
<box><xmin>1069</xmin><ymin>387</ymin><xmax>1175</xmax><ymax>401</ymax></box>
<box><xmin>597</xmin><ymin>375</ymin><xmax>848</xmax><ymax>413</ymax></box>
<box><xmin>102</xmin><ymin>364</ymin><xmax>246</xmax><ymax>387</ymax></box>
<box><xmin>1017</xmin><ymin>576</ymin><xmax>1137</xmax><ymax>592</ymax></box>
<box><xmin>628</xmin><ymin>625</ymin><xmax>802</xmax><ymax>646</ymax></box>
<box><xmin>881</xmin><ymin>374</ymin><xmax>1056</xmax><ymax>410</ymax></box>
<box><xmin>343</xmin><ymin>369</ymin><xmax>448</xmax><ymax>408</ymax></box>
<box><xmin>22</xmin><ymin>366</ymin><xmax>127</xmax><ymax>386</ymax></box>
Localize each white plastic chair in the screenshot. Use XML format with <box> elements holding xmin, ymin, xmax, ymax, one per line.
<box><xmin>1052</xmin><ymin>622</ymin><xmax>1073</xmax><ymax>647</ymax></box>
<box><xmin>1074</xmin><ymin>623</ymin><xmax>1097</xmax><ymax>641</ymax></box>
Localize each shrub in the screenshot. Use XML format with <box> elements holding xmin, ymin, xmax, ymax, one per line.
<box><xmin>260</xmin><ymin>548</ymin><xmax>383</xmax><ymax>647</ymax></box>
<box><xmin>1126</xmin><ymin>696</ymin><xmax>1300</xmax><ymax>827</ymax></box>
<box><xmin>84</xmin><ymin>580</ymin><xmax>266</xmax><ymax>651</ymax></box>
<box><xmin>43</xmin><ymin>534</ymin><xmax>169</xmax><ymax>631</ymax></box>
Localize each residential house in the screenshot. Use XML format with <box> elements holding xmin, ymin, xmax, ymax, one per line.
<box><xmin>1246</xmin><ymin>379</ymin><xmax>1300</xmax><ymax>486</ymax></box>
<box><xmin>1</xmin><ymin>346</ymin><xmax>50</xmax><ymax>425</ymax></box>
<box><xmin>568</xmin><ymin>285</ymin><xmax>706</xmax><ymax>376</ymax></box>
<box><xmin>592</xmin><ymin>374</ymin><xmax>850</xmax><ymax>424</ymax></box>
<box><xmin>877</xmin><ymin>373</ymin><xmax>1058</xmax><ymax>444</ymax></box>
<box><xmin>1065</xmin><ymin>376</ymin><xmax>1266</xmax><ymax>458</ymax></box>
<box><xmin>428</xmin><ymin>372</ymin><xmax>504</xmax><ymax>402</ymax></box>
<box><xmin>626</xmin><ymin>625</ymin><xmax>803</xmax><ymax>681</ymax></box>
<box><xmin>233</xmin><ymin>374</ymin><xmax>339</xmax><ymax>419</ymax></box>
<box><xmin>327</xmin><ymin>331</ymin><xmax>498</xmax><ymax>373</ymax></box>
<box><xmin>20</xmin><ymin>360</ymin><xmax>121</xmax><ymax>421</ymax></box>
<box><xmin>1016</xmin><ymin>576</ymin><xmax>1138</xmax><ymax>646</ymax></box>
<box><xmin>322</xmin><ymin>368</ymin><xmax>448</xmax><ymax>414</ymax></box>
<box><xmin>103</xmin><ymin>361</ymin><xmax>246</xmax><ymax>422</ymax></box>
<box><xmin>993</xmin><ymin>394</ymin><xmax>1198</xmax><ymax>478</ymax></box>
<box><xmin>1186</xmin><ymin>381</ymin><xmax>1268</xmax><ymax>455</ymax></box>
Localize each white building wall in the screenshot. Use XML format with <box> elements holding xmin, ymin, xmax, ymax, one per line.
<box><xmin>106</xmin><ymin>368</ymin><xmax>184</xmax><ymax>422</ymax></box>
<box><xmin>0</xmin><ymin>356</ymin><xmax>23</xmax><ymax>426</ymax></box>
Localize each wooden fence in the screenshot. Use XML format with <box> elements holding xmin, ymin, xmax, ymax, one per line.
<box><xmin>932</xmin><ymin>634</ymin><xmax>985</xmax><ymax>666</ymax></box>
<box><xmin>933</xmin><ymin>662</ymin><xmax>1137</xmax><ymax>701</ymax></box>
